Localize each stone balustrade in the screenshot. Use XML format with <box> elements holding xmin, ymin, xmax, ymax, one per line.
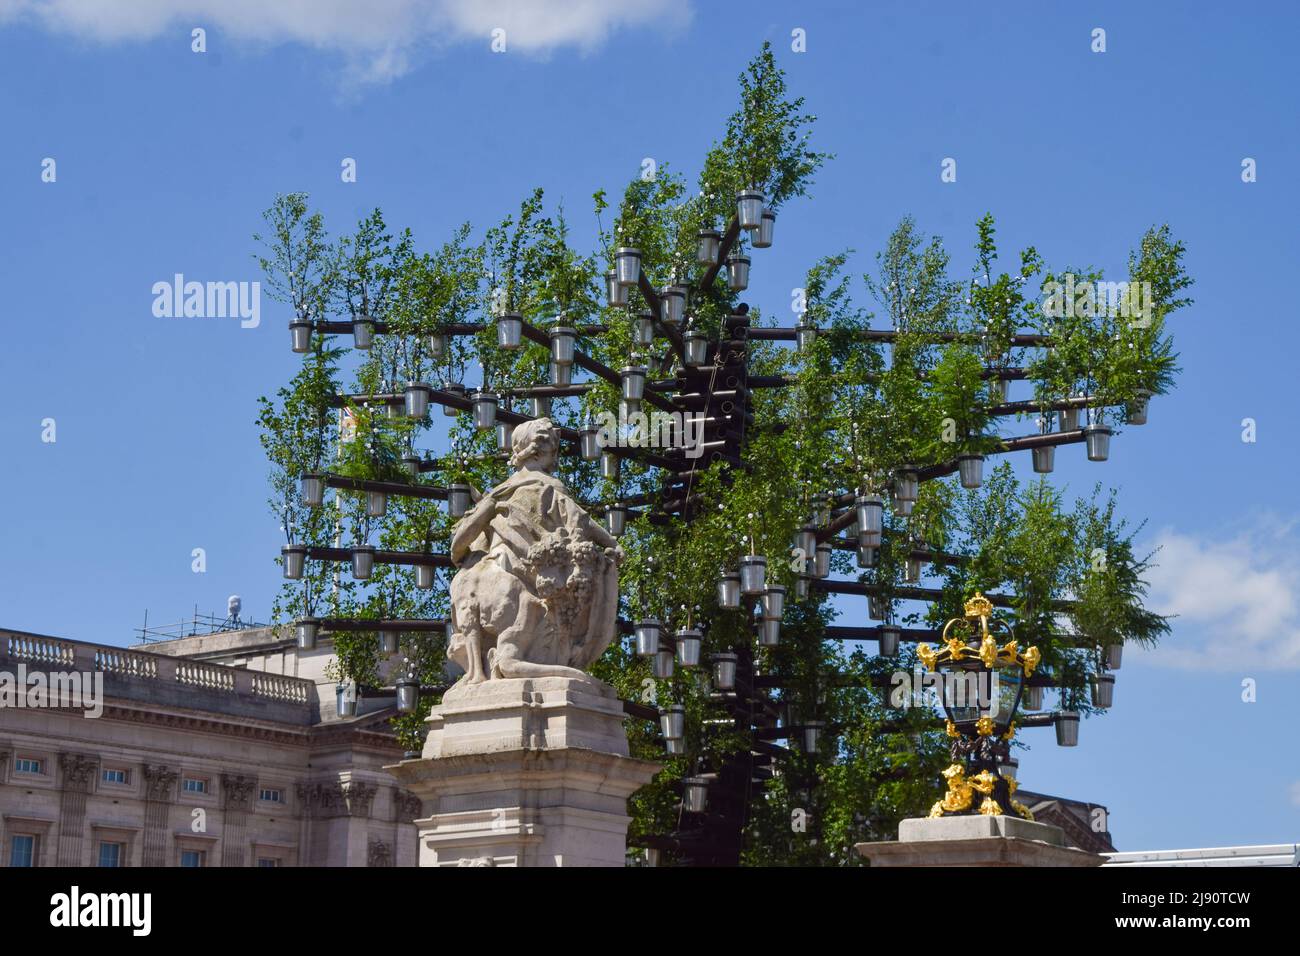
<box><xmin>1</xmin><ymin>629</ymin><xmax>317</xmax><ymax>720</ymax></box>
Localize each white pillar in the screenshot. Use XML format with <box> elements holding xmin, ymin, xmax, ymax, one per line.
<box><xmin>389</xmin><ymin>677</ymin><xmax>658</xmax><ymax>867</ymax></box>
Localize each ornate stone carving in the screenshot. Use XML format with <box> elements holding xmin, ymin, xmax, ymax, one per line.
<box><xmin>447</xmin><ymin>417</ymin><xmax>622</xmax><ymax>690</ymax></box>
<box><xmin>143</xmin><ymin>764</ymin><xmax>178</xmax><ymax>801</ymax></box>
<box><xmin>58</xmin><ymin>752</ymin><xmax>99</xmax><ymax>792</ymax></box>
<box><xmin>342</xmin><ymin>781</ymin><xmax>376</xmax><ymax>818</ymax></box>
<box><xmin>367</xmin><ymin>839</ymin><xmax>392</xmax><ymax>867</ymax></box>
<box><xmin>394</xmin><ymin>790</ymin><xmax>423</xmax><ymax>823</ymax></box>
<box><xmin>456</xmin><ymin>856</ymin><xmax>496</xmax><ymax>867</ymax></box>
<box><xmin>221</xmin><ymin>773</ymin><xmax>257</xmax><ymax>811</ymax></box>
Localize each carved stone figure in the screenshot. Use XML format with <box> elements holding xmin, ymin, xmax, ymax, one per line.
<box><xmin>447</xmin><ymin>417</ymin><xmax>621</xmax><ymax>689</ymax></box>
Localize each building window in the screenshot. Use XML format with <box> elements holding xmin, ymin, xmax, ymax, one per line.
<box><xmin>256</xmin><ymin>858</ymin><xmax>280</xmax><ymax>868</ymax></box>
<box><xmin>14</xmin><ymin>757</ymin><xmax>42</xmax><ymax>775</ymax></box>
<box><xmin>98</xmin><ymin>842</ymin><xmax>123</xmax><ymax>868</ymax></box>
<box><xmin>10</xmin><ymin>835</ymin><xmax>36</xmax><ymax>868</ymax></box>
<box><xmin>258</xmin><ymin>788</ymin><xmax>283</xmax><ymax>804</ymax></box>
<box><xmin>181</xmin><ymin>777</ymin><xmax>208</xmax><ymax>794</ymax></box>
<box><xmin>101</xmin><ymin>768</ymin><xmax>128</xmax><ymax>785</ymax></box>
<box><xmin>180</xmin><ymin>850</ymin><xmax>205</xmax><ymax>868</ymax></box>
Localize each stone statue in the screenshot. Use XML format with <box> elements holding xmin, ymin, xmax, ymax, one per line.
<box><xmin>446</xmin><ymin>417</ymin><xmax>622</xmax><ymax>690</ymax></box>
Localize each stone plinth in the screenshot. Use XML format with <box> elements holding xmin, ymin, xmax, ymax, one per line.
<box><xmin>855</xmin><ymin>815</ymin><xmax>1105</xmax><ymax>867</ymax></box>
<box><xmin>387</xmin><ymin>677</ymin><xmax>658</xmax><ymax>867</ymax></box>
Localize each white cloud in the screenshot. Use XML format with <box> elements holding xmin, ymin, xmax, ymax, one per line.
<box><xmin>0</xmin><ymin>0</ymin><xmax>692</xmax><ymax>83</ymax></box>
<box><xmin>1137</xmin><ymin>517</ymin><xmax>1300</xmax><ymax>671</ymax></box>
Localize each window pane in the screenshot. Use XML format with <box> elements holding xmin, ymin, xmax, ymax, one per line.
<box><xmin>257</xmin><ymin>858</ymin><xmax>279</xmax><ymax>868</ymax></box>
<box><xmin>180</xmin><ymin>850</ymin><xmax>203</xmax><ymax>868</ymax></box>
<box><xmin>10</xmin><ymin>836</ymin><xmax>35</xmax><ymax>868</ymax></box>
<box><xmin>98</xmin><ymin>842</ymin><xmax>122</xmax><ymax>868</ymax></box>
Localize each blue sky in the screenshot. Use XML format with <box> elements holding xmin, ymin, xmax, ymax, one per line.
<box><xmin>0</xmin><ymin>1</ymin><xmax>1296</xmax><ymax>852</ymax></box>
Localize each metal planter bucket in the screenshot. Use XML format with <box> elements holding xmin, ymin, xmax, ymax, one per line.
<box><xmin>660</xmin><ymin>705</ymin><xmax>685</xmax><ymax>741</ymax></box>
<box><xmin>530</xmin><ymin>395</ymin><xmax>551</xmax><ymax>418</ymax></box>
<box><xmin>282</xmin><ymin>545</ymin><xmax>306</xmax><ymax>580</ymax></box>
<box><xmin>447</xmin><ymin>484</ymin><xmax>471</xmax><ymax>518</ymax></box>
<box><xmin>301</xmin><ymin>474</ymin><xmax>325</xmax><ymax>507</ymax></box>
<box><xmin>958</xmin><ymin>454</ymin><xmax>984</xmax><ymax>489</ymax></box>
<box><xmin>802</xmin><ymin>721</ymin><xmax>824</xmax><ymax>753</ymax></box>
<box><xmin>621</xmin><ymin>366</ymin><xmax>647</xmax><ymax>402</ymax></box>
<box><xmin>903</xmin><ymin>556</ymin><xmax>922</xmax><ymax>584</ymax></box>
<box><xmin>1059</xmin><ymin>405</ymin><xmax>1080</xmax><ymax>432</ymax></box>
<box><xmin>652</xmin><ymin>650</ymin><xmax>675</xmax><ymax>680</ymax></box>
<box><xmin>712</xmin><ymin>652</ymin><xmax>738</xmax><ymax>690</ymax></box>
<box><xmin>814</xmin><ymin>543</ymin><xmax>832</xmax><ymax>579</ymax></box>
<box><xmin>1022</xmin><ymin>685</ymin><xmax>1044</xmax><ymax>711</ymax></box>
<box><xmin>395</xmin><ymin>678</ymin><xmax>419</xmax><ymax>714</ymax></box>
<box><xmin>878</xmin><ymin>625</ymin><xmax>900</xmax><ymax>658</ymax></box>
<box><xmin>1105</xmin><ymin>643</ymin><xmax>1123</xmax><ymax>670</ymax></box>
<box><xmin>379</xmin><ymin>630</ymin><xmax>400</xmax><ymax>658</ymax></box>
<box><xmin>336</xmin><ymin>682</ymin><xmax>357</xmax><ymax>719</ymax></box>
<box><xmin>402</xmin><ymin>454</ymin><xmax>422</xmax><ymax>477</ymax></box>
<box><xmin>717</xmin><ymin>572</ymin><xmax>741</xmax><ymax>610</ymax></box>
<box><xmin>1084</xmin><ymin>424</ymin><xmax>1112</xmax><ymax>461</ymax></box>
<box><xmin>496</xmin><ymin>422</ymin><xmax>513</xmax><ymax>454</ymax></box>
<box><xmin>737</xmin><ymin>190</ymin><xmax>766</xmax><ymax>230</ymax></box>
<box><xmin>1055</xmin><ymin>711</ymin><xmax>1080</xmax><ymax>747</ymax></box>
<box><xmin>684</xmin><ymin>331</ymin><xmax>708</xmax><ymax>367</ymax></box>
<box><xmin>496</xmin><ymin>313</ymin><xmax>523</xmax><ymax>350</ymax></box>
<box><xmin>794</xmin><ymin>576</ymin><xmax>810</xmax><ymax>600</ymax></box>
<box><xmin>550</xmin><ymin>327</ymin><xmax>577</xmax><ymax>366</ymax></box>
<box><xmin>614</xmin><ymin>247</ymin><xmax>642</xmax><ymax>287</ymax></box>
<box><xmin>682</xmin><ymin>777</ymin><xmax>708</xmax><ymax>813</ymax></box>
<box><xmin>600</xmin><ymin>451</ymin><xmax>620</xmax><ymax>481</ymax></box>
<box><xmin>426</xmin><ymin>332</ymin><xmax>447</xmax><ymax>359</ymax></box>
<box><xmin>365</xmin><ymin>490</ymin><xmax>387</xmax><ymax>518</ymax></box>
<box><xmin>352</xmin><ymin>317</ymin><xmax>374</xmax><ymax>350</ymax></box>
<box><xmin>1127</xmin><ymin>390</ymin><xmax>1151</xmax><ymax>426</ymax></box>
<box><xmin>1091</xmin><ymin>673</ymin><xmax>1115</xmax><ymax>709</ymax></box>
<box><xmin>855</xmin><ymin>495</ymin><xmax>883</xmax><ymax>546</ymax></box>
<box><xmin>351</xmin><ymin>545</ymin><xmax>375</xmax><ymax>581</ymax></box>
<box><xmin>726</xmin><ymin>254</ymin><xmax>751</xmax><ymax>292</ymax></box>
<box><xmin>894</xmin><ymin>467</ymin><xmax>919</xmax><ymax>506</ymax></box>
<box><xmin>660</xmin><ymin>286</ymin><xmax>686</xmax><ymax>327</ymax></box>
<box><xmin>442</xmin><ymin>382</ymin><xmax>466</xmax><ymax>416</ymax></box>
<box><xmin>754</xmin><ymin>209</ymin><xmax>776</xmax><ymax>248</ymax></box>
<box><xmin>987</xmin><ymin>378</ymin><xmax>1009</xmax><ymax>404</ymax></box>
<box><xmin>696</xmin><ymin>229</ymin><xmax>721</xmax><ymax>266</ymax></box>
<box><xmin>857</xmin><ymin>545</ymin><xmax>877</xmax><ymax>568</ymax></box>
<box><xmin>758</xmin><ymin>618</ymin><xmax>781</xmax><ymax>646</ymax></box>
<box><xmin>471</xmin><ymin>391</ymin><xmax>497</xmax><ymax>430</ymax></box>
<box><xmin>606</xmin><ymin>503</ymin><xmax>627</xmax><ymax>537</ymax></box>
<box><xmin>295</xmin><ymin>617</ymin><xmax>319</xmax><ymax>650</ymax></box>
<box><xmin>290</xmin><ymin>321</ymin><xmax>312</xmax><ymax>354</ymax></box>
<box><xmin>762</xmin><ymin>585</ymin><xmax>786</xmax><ymax>622</ymax></box>
<box><xmin>869</xmin><ymin>596</ymin><xmax>886</xmax><ymax>620</ymax></box>
<box><xmin>795</xmin><ymin>322</ymin><xmax>817</xmax><ymax>351</ymax></box>
<box><xmin>606</xmin><ymin>270</ymin><xmax>629</xmax><ymax>308</ymax></box>
<box><xmin>635</xmin><ymin>619</ymin><xmax>663</xmax><ymax>657</ymax></box>
<box><xmin>999</xmin><ymin>757</ymin><xmax>1019</xmax><ymax>781</ymax></box>
<box><xmin>664</xmin><ymin>738</ymin><xmax>685</xmax><ymax>755</ymax></box>
<box><xmin>414</xmin><ymin>563</ymin><xmax>435</xmax><ymax>590</ymax></box>
<box><xmin>580</xmin><ymin>424</ymin><xmax>601</xmax><ymax>460</ymax></box>
<box><xmin>633</xmin><ymin>312</ymin><xmax>655</xmax><ymax>347</ymax></box>
<box><xmin>739</xmin><ymin>555</ymin><xmax>767</xmax><ymax>596</ymax></box>
<box><xmin>1032</xmin><ymin>445</ymin><xmax>1055</xmax><ymax>474</ymax></box>
<box><xmin>675</xmin><ymin>629</ymin><xmax>702</xmax><ymax>667</ymax></box>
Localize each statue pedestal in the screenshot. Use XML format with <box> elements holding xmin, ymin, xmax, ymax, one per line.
<box><xmin>855</xmin><ymin>815</ymin><xmax>1105</xmax><ymax>867</ymax></box>
<box><xmin>388</xmin><ymin>677</ymin><xmax>659</xmax><ymax>867</ymax></box>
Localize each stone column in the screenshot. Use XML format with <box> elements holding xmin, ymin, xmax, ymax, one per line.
<box><xmin>389</xmin><ymin>677</ymin><xmax>658</xmax><ymax>868</ymax></box>
<box><xmin>141</xmin><ymin>764</ymin><xmax>177</xmax><ymax>867</ymax></box>
<box><xmin>219</xmin><ymin>774</ymin><xmax>256</xmax><ymax>867</ymax></box>
<box><xmin>855</xmin><ymin>815</ymin><xmax>1105</xmax><ymax>867</ymax></box>
<box><xmin>56</xmin><ymin>753</ymin><xmax>99</xmax><ymax>866</ymax></box>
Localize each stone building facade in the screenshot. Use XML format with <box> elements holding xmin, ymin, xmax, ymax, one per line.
<box><xmin>0</xmin><ymin>626</ymin><xmax>419</xmax><ymax>867</ymax></box>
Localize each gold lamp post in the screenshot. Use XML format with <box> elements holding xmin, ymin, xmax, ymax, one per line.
<box><xmin>917</xmin><ymin>593</ymin><xmax>1040</xmax><ymax>820</ymax></box>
